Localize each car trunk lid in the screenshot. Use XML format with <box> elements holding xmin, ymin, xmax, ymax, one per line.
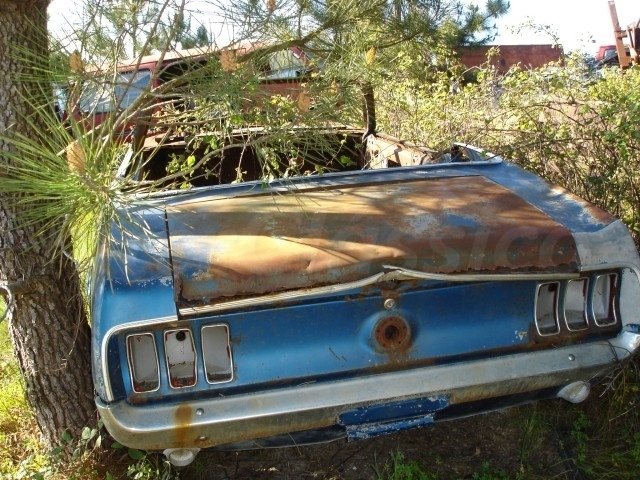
<box><xmin>166</xmin><ymin>175</ymin><xmax>579</xmax><ymax>307</ymax></box>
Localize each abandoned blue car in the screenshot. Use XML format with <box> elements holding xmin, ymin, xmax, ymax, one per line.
<box><xmin>90</xmin><ymin>102</ymin><xmax>640</xmax><ymax>466</ymax></box>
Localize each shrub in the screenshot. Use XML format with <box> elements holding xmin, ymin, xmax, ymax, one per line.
<box><xmin>377</xmin><ymin>55</ymin><xmax>640</xmax><ymax>247</ymax></box>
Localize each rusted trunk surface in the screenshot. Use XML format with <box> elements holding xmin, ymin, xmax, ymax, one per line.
<box><xmin>168</xmin><ymin>176</ymin><xmax>578</xmax><ymax>303</ymax></box>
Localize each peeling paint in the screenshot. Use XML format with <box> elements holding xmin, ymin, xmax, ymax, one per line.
<box><xmin>167</xmin><ymin>176</ymin><xmax>578</xmax><ymax>305</ymax></box>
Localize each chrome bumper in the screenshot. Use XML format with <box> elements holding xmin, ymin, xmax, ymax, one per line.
<box><xmin>97</xmin><ymin>328</ymin><xmax>640</xmax><ymax>451</ymax></box>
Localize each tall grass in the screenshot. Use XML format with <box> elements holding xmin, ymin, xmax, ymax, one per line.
<box><xmin>0</xmin><ymin>320</ymin><xmax>43</xmax><ymax>476</ymax></box>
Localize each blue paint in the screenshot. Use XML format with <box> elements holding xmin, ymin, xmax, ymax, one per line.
<box><xmin>93</xmin><ymin>154</ymin><xmax>614</xmax><ymax>405</ymax></box>
<box><xmin>339</xmin><ymin>395</ymin><xmax>449</xmax><ymax>441</ymax></box>
<box><xmin>102</xmin><ymin>279</ymin><xmax>536</xmax><ymax>402</ymax></box>
<box><xmin>344</xmin><ymin>415</ymin><xmax>436</xmax><ymax>441</ymax></box>
<box><xmin>340</xmin><ymin>395</ymin><xmax>449</xmax><ymax>424</ymax></box>
<box><xmin>340</xmin><ymin>395</ymin><xmax>449</xmax><ymax>440</ymax></box>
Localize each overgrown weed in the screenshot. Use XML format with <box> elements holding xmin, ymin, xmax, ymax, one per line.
<box><xmin>373</xmin><ymin>450</ymin><xmax>525</xmax><ymax>480</ymax></box>
<box><xmin>377</xmin><ymin>55</ymin><xmax>640</xmax><ymax>247</ymax></box>
<box><xmin>1</xmin><ymin>322</ymin><xmax>163</xmax><ymax>479</ymax></box>
<box><xmin>373</xmin><ymin>451</ymin><xmax>437</xmax><ymax>480</ymax></box>
<box><xmin>0</xmin><ymin>321</ymin><xmax>39</xmax><ymax>477</ymax></box>
<box><xmin>567</xmin><ymin>359</ymin><xmax>640</xmax><ymax>479</ymax></box>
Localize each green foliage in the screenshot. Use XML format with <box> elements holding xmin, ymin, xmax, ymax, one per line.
<box><xmin>442</xmin><ymin>0</ymin><xmax>511</xmax><ymax>46</ymax></box>
<box><xmin>0</xmin><ymin>391</ymin><xmax>178</xmax><ymax>480</ymax></box>
<box><xmin>517</xmin><ymin>407</ymin><xmax>543</xmax><ymax>469</ymax></box>
<box><xmin>123</xmin><ymin>452</ymin><xmax>178</xmax><ymax>480</ymax></box>
<box><xmin>376</xmin><ymin>51</ymin><xmax>640</xmax><ymax>247</ymax></box>
<box><xmin>81</xmin><ymin>0</ymin><xmax>185</xmax><ymax>59</ymax></box>
<box><xmin>0</xmin><ymin>322</ymin><xmax>38</xmax><ymax>479</ymax></box>
<box><xmin>373</xmin><ymin>451</ymin><xmax>525</xmax><ymax>480</ymax></box>
<box><xmin>181</xmin><ymin>25</ymin><xmax>210</xmax><ymax>50</ymax></box>
<box><xmin>219</xmin><ymin>0</ymin><xmax>509</xmax><ymax>49</ymax></box>
<box><xmin>0</xmin><ymin>94</ymin><xmax>132</xmax><ymax>273</ymax></box>
<box><xmin>566</xmin><ymin>360</ymin><xmax>640</xmax><ymax>479</ymax></box>
<box><xmin>0</xmin><ymin>418</ymin><xmax>108</xmax><ymax>479</ymax></box>
<box><xmin>468</xmin><ymin>462</ymin><xmax>521</xmax><ymax>480</ymax></box>
<box><xmin>373</xmin><ymin>451</ymin><xmax>438</xmax><ymax>480</ymax></box>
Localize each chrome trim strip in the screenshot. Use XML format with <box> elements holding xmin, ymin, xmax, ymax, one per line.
<box><xmin>179</xmin><ymin>272</ymin><xmax>386</xmax><ymax>316</ymax></box>
<box><xmin>179</xmin><ymin>267</ymin><xmax>579</xmax><ymax>317</ymax></box>
<box><xmin>382</xmin><ymin>265</ymin><xmax>579</xmax><ymax>282</ymax></box>
<box><xmin>96</xmin><ymin>328</ymin><xmax>640</xmax><ymax>451</ymax></box>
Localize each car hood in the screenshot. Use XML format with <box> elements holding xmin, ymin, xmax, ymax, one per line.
<box><xmin>166</xmin><ymin>174</ymin><xmax>580</xmax><ymax>305</ymax></box>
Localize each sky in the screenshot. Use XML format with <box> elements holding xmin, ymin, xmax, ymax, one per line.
<box><xmin>48</xmin><ymin>0</ymin><xmax>639</xmax><ymax>55</ymax></box>
<box><xmin>489</xmin><ymin>0</ymin><xmax>637</xmax><ymax>54</ymax></box>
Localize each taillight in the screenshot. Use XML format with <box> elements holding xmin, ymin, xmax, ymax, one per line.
<box><xmin>564</xmin><ymin>278</ymin><xmax>588</xmax><ymax>331</ymax></box>
<box><xmin>535</xmin><ymin>282</ymin><xmax>560</xmax><ymax>335</ymax></box>
<box><xmin>201</xmin><ymin>325</ymin><xmax>233</xmax><ymax>383</ymax></box>
<box><xmin>592</xmin><ymin>273</ymin><xmax>618</xmax><ymax>326</ymax></box>
<box><xmin>165</xmin><ymin>329</ymin><xmax>197</xmax><ymax>388</ymax></box>
<box><xmin>125</xmin><ymin>323</ymin><xmax>234</xmax><ymax>393</ymax></box>
<box><xmin>126</xmin><ymin>333</ymin><xmax>160</xmax><ymax>393</ymax></box>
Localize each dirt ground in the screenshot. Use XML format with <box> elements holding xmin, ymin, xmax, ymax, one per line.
<box><xmin>179</xmin><ymin>399</ymin><xmax>585</xmax><ymax>480</ymax></box>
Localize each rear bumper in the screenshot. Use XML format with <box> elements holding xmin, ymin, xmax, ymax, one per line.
<box><xmin>97</xmin><ymin>327</ymin><xmax>640</xmax><ymax>451</ymax></box>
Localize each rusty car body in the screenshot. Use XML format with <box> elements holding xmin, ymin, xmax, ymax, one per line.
<box><xmin>91</xmin><ymin>96</ymin><xmax>640</xmax><ymax>466</ymax></box>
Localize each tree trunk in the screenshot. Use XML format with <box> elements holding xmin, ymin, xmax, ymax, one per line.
<box><xmin>0</xmin><ymin>0</ymin><xmax>95</xmax><ymax>448</ymax></box>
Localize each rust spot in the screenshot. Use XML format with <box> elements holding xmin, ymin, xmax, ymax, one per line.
<box><xmin>170</xmin><ymin>376</ymin><xmax>196</xmax><ymax>388</ymax></box>
<box><xmin>195</xmin><ymin>435</ymin><xmax>210</xmax><ymax>447</ymax></box>
<box><xmin>375</xmin><ymin>316</ymin><xmax>411</xmax><ymax>350</ymax></box>
<box><xmin>174</xmin><ymin>404</ymin><xmax>193</xmax><ymax>446</ymax></box>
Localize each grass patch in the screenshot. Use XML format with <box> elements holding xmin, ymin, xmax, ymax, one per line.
<box><xmin>0</xmin><ymin>320</ymin><xmax>46</xmax><ymax>476</ymax></box>
<box><xmin>374</xmin><ymin>451</ymin><xmax>438</xmax><ymax>479</ymax></box>
<box><xmin>0</xmin><ymin>321</ymin><xmax>168</xmax><ymax>478</ymax></box>
<box><xmin>566</xmin><ymin>360</ymin><xmax>640</xmax><ymax>479</ymax></box>
<box><xmin>373</xmin><ymin>451</ymin><xmax>523</xmax><ymax>480</ymax></box>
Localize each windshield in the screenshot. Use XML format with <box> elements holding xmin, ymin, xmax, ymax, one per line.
<box><xmin>79</xmin><ymin>70</ymin><xmax>152</xmax><ymax>114</ymax></box>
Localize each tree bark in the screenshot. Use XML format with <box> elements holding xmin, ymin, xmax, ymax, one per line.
<box><xmin>0</xmin><ymin>0</ymin><xmax>95</xmax><ymax>448</ymax></box>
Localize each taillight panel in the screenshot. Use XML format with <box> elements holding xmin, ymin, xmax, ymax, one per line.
<box><xmin>120</xmin><ymin>272</ymin><xmax>622</xmax><ymax>396</ymax></box>
<box><xmin>534</xmin><ymin>272</ymin><xmax>620</xmax><ymax>338</ymax></box>
<box><xmin>124</xmin><ymin>323</ymin><xmax>233</xmax><ymax>395</ymax></box>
